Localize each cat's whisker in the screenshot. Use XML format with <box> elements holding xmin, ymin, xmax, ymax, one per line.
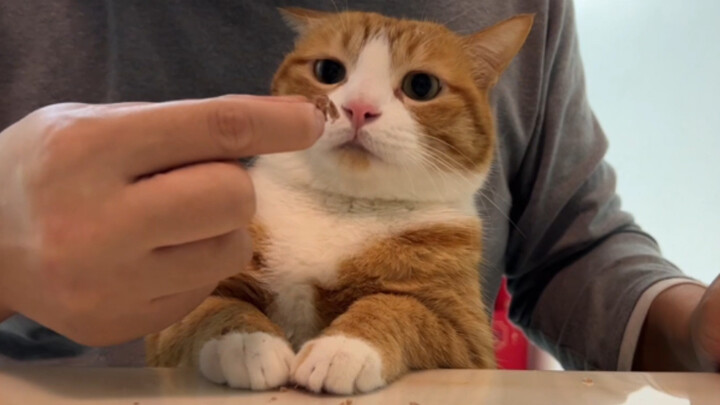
<box><xmin>400</xmin><ymin>161</ymin><xmax>421</xmax><ymax>200</ymax></box>
<box><xmin>414</xmin><ymin>150</ymin><xmax>526</xmax><ymax>238</ymax></box>
<box><xmin>420</xmin><ymin>147</ymin><xmax>520</xmax><ymax>234</ymax></box>
<box><xmin>477</xmin><ymin>189</ymin><xmax>527</xmax><ymax>239</ymax></box>
<box><xmin>411</xmin><ymin>153</ymin><xmax>448</xmax><ymax>200</ymax></box>
<box><xmin>424</xmin><ymin>136</ymin><xmax>477</xmax><ymax>168</ymax></box>
<box><xmin>329</xmin><ymin>0</ymin><xmax>341</xmax><ymax>14</ymax></box>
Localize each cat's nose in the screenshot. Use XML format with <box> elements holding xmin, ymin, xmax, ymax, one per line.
<box><xmin>342</xmin><ymin>101</ymin><xmax>381</xmax><ymax>129</ymax></box>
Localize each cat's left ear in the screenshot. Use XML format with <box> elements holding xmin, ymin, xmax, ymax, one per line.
<box><xmin>463</xmin><ymin>14</ymin><xmax>535</xmax><ymax>87</ymax></box>
<box><xmin>279</xmin><ymin>7</ymin><xmax>332</xmax><ymax>35</ymax></box>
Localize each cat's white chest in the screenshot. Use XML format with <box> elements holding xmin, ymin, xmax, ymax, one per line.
<box><xmin>249</xmin><ymin>165</ymin><xmax>474</xmax><ymax>349</ymax></box>
<box><xmin>251</xmin><ymin>170</ymin><xmax>396</xmax><ymax>347</ymax></box>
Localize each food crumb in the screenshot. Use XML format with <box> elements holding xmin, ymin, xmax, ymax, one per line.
<box><xmin>269</xmin><ymin>397</ymin><xmax>277</xmax><ymax>402</ymax></box>
<box><xmin>338</xmin><ymin>400</ymin><xmax>353</xmax><ymax>405</ymax></box>
<box><xmin>279</xmin><ymin>387</ymin><xmax>288</xmax><ymax>392</ymax></box>
<box><xmin>581</xmin><ymin>377</ymin><xmax>594</xmax><ymax>387</ymax></box>
<box><xmin>409</xmin><ymin>402</ymin><xmax>420</xmax><ymax>405</ymax></box>
<box><xmin>314</xmin><ymin>94</ymin><xmax>339</xmax><ymax>122</ymax></box>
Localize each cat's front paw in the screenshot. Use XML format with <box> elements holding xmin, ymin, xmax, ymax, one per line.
<box><xmin>199</xmin><ymin>331</ymin><xmax>294</xmax><ymax>390</ymax></box>
<box><xmin>291</xmin><ymin>335</ymin><xmax>386</xmax><ymax>395</ymax></box>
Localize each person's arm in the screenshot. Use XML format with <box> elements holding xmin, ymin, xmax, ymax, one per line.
<box><xmin>634</xmin><ymin>279</ymin><xmax>720</xmax><ymax>372</ymax></box>
<box><xmin>634</xmin><ymin>284</ymin><xmax>705</xmax><ymax>371</ymax></box>
<box><xmin>501</xmin><ymin>0</ymin><xmax>704</xmax><ymax>371</ymax></box>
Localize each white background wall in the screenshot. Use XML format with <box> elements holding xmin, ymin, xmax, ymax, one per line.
<box><xmin>575</xmin><ymin>0</ymin><xmax>720</xmax><ymax>285</ymax></box>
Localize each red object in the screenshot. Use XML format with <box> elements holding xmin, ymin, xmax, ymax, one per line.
<box><xmin>492</xmin><ymin>278</ymin><xmax>529</xmax><ymax>370</ymax></box>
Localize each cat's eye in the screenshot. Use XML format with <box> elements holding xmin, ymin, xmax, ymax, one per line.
<box><xmin>313</xmin><ymin>59</ymin><xmax>346</xmax><ymax>85</ymax></box>
<box><xmin>401</xmin><ymin>72</ymin><xmax>442</xmax><ymax>101</ymax></box>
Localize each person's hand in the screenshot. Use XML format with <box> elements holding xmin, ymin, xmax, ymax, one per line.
<box><xmin>635</xmin><ymin>276</ymin><xmax>720</xmax><ymax>372</ymax></box>
<box><xmin>690</xmin><ymin>275</ymin><xmax>720</xmax><ymax>372</ymax></box>
<box><xmin>0</xmin><ymin>96</ymin><xmax>324</xmax><ymax>346</ymax></box>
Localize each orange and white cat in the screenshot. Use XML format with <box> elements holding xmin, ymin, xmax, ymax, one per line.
<box><xmin>146</xmin><ymin>8</ymin><xmax>533</xmax><ymax>395</ymax></box>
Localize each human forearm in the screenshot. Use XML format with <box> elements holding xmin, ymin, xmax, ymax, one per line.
<box><xmin>633</xmin><ymin>283</ymin><xmax>709</xmax><ymax>371</ymax></box>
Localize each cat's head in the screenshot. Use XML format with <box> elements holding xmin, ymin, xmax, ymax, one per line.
<box><xmin>264</xmin><ymin>9</ymin><xmax>533</xmax><ymax>203</ymax></box>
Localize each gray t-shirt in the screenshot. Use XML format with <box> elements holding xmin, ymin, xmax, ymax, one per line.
<box><xmin>0</xmin><ymin>0</ymin><xmax>692</xmax><ymax>370</ymax></box>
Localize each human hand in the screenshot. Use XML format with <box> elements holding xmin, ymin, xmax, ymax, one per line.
<box><xmin>635</xmin><ymin>276</ymin><xmax>720</xmax><ymax>372</ymax></box>
<box><xmin>0</xmin><ymin>95</ymin><xmax>323</xmax><ymax>346</ymax></box>
<box><xmin>690</xmin><ymin>275</ymin><xmax>720</xmax><ymax>372</ymax></box>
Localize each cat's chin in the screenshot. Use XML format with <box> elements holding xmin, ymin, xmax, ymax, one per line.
<box><xmin>255</xmin><ymin>151</ymin><xmax>485</xmax><ymax>207</ymax></box>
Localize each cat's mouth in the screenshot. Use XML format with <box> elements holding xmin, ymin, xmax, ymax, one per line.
<box><xmin>337</xmin><ymin>139</ymin><xmax>371</xmax><ymax>154</ymax></box>
<box><xmin>334</xmin><ymin>138</ymin><xmax>383</xmax><ymax>166</ymax></box>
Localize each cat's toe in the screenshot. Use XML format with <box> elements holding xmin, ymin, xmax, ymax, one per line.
<box><xmin>292</xmin><ymin>335</ymin><xmax>386</xmax><ymax>395</ymax></box>
<box><xmin>199</xmin><ymin>331</ymin><xmax>294</xmax><ymax>391</ymax></box>
<box><xmin>198</xmin><ymin>338</ymin><xmax>226</xmax><ymax>384</ymax></box>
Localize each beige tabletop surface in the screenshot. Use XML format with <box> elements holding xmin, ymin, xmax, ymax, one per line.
<box><xmin>0</xmin><ymin>365</ymin><xmax>718</xmax><ymax>404</ymax></box>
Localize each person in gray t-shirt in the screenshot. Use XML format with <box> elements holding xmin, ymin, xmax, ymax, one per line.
<box><xmin>0</xmin><ymin>1</ymin><xmax>718</xmax><ymax>372</ymax></box>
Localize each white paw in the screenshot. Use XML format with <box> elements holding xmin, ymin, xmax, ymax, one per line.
<box><xmin>198</xmin><ymin>332</ymin><xmax>294</xmax><ymax>391</ymax></box>
<box><xmin>291</xmin><ymin>335</ymin><xmax>386</xmax><ymax>395</ymax></box>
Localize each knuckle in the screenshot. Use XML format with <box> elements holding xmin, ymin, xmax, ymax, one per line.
<box><xmin>206</xmin><ymin>102</ymin><xmax>253</xmax><ymax>153</ymax></box>
<box><xmin>28</xmin><ymin>106</ymin><xmax>103</xmax><ymax>180</ymax></box>
<box><xmin>35</xmin><ymin>104</ymin><xmax>97</xmax><ymax>140</ymax></box>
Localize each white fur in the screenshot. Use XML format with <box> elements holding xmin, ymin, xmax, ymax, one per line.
<box><xmin>292</xmin><ymin>335</ymin><xmax>386</xmax><ymax>394</ymax></box>
<box><xmin>199</xmin><ymin>332</ymin><xmax>294</xmax><ymax>391</ymax></box>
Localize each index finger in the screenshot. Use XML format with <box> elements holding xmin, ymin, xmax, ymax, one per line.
<box><xmin>106</xmin><ymin>95</ymin><xmax>325</xmax><ymax>177</ymax></box>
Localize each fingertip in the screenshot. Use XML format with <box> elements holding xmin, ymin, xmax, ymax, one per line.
<box><xmin>292</xmin><ymin>102</ymin><xmax>325</xmax><ymax>149</ymax></box>
<box><xmin>312</xmin><ymin>106</ymin><xmax>326</xmax><ymax>139</ymax></box>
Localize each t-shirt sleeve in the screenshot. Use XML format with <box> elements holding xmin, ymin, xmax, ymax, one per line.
<box><xmin>503</xmin><ymin>0</ymin><xmax>699</xmax><ymax>370</ymax></box>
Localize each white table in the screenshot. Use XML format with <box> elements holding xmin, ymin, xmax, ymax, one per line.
<box><xmin>1</xmin><ymin>365</ymin><xmax>718</xmax><ymax>404</ymax></box>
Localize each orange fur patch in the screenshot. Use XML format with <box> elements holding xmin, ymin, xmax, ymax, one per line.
<box><xmin>316</xmin><ymin>221</ymin><xmax>496</xmax><ymax>381</ymax></box>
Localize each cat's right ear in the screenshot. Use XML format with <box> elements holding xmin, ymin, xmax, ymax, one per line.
<box><xmin>278</xmin><ymin>7</ymin><xmax>331</xmax><ymax>35</ymax></box>
<box><xmin>463</xmin><ymin>14</ymin><xmax>535</xmax><ymax>88</ymax></box>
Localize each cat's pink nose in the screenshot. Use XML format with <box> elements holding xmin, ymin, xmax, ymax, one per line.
<box><xmin>342</xmin><ymin>101</ymin><xmax>381</xmax><ymax>129</ymax></box>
